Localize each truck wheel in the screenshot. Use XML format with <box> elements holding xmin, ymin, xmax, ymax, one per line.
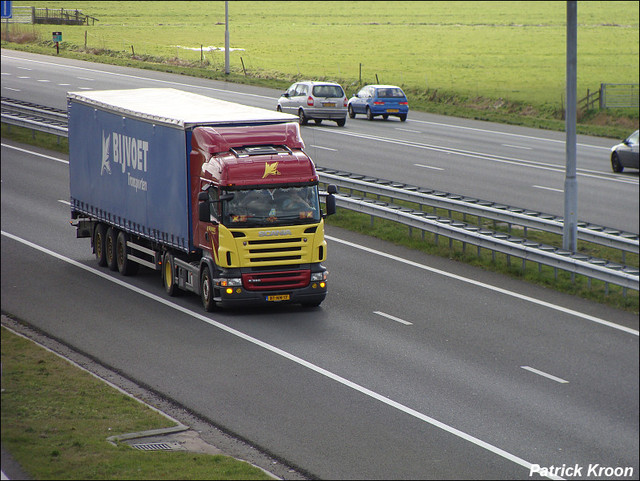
<box><xmin>163</xmin><ymin>251</ymin><xmax>180</xmax><ymax>297</ymax></box>
<box><xmin>200</xmin><ymin>266</ymin><xmax>216</xmax><ymax>312</ymax></box>
<box><xmin>105</xmin><ymin>227</ymin><xmax>118</xmax><ymax>271</ymax></box>
<box><xmin>116</xmin><ymin>231</ymin><xmax>138</xmax><ymax>276</ymax></box>
<box><xmin>94</xmin><ymin>224</ymin><xmax>107</xmax><ymax>267</ymax></box>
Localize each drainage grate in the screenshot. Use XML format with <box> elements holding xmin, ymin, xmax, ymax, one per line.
<box><xmin>131</xmin><ymin>442</ymin><xmax>174</xmax><ymax>451</ymax></box>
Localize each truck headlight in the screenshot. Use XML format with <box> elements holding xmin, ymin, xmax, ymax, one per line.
<box><xmin>310</xmin><ymin>271</ymin><xmax>327</xmax><ymax>282</ymax></box>
<box><xmin>216</xmin><ymin>278</ymin><xmax>242</xmax><ymax>287</ymax></box>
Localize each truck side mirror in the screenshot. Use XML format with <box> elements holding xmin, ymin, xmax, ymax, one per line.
<box><xmin>198</xmin><ymin>201</ymin><xmax>210</xmax><ymax>222</ymax></box>
<box><xmin>324</xmin><ymin>184</ymin><xmax>337</xmax><ymax>216</ymax></box>
<box><xmin>325</xmin><ymin>194</ymin><xmax>336</xmax><ymax>216</ymax></box>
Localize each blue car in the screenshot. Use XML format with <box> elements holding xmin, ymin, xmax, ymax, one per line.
<box><xmin>348</xmin><ymin>85</ymin><xmax>408</xmax><ymax>121</ymax></box>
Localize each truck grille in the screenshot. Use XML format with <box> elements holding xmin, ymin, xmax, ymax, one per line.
<box><xmin>243</xmin><ymin>237</ymin><xmax>308</xmax><ymax>265</ymax></box>
<box><xmin>242</xmin><ymin>269</ymin><xmax>310</xmax><ymax>291</ymax></box>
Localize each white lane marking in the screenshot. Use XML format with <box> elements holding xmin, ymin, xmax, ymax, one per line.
<box><xmin>521</xmin><ymin>366</ymin><xmax>569</xmax><ymax>384</ymax></box>
<box><xmin>58</xmin><ymin>200</ymin><xmax>70</xmax><ymax>205</ymax></box>
<box><xmin>76</xmin><ymin>76</ymin><xmax>94</xmax><ymax>81</ymax></box>
<box><xmin>326</xmin><ymin>235</ymin><xmax>639</xmax><ymax>337</ymax></box>
<box><xmin>502</xmin><ymin>144</ymin><xmax>532</xmax><ymax>150</ymax></box>
<box><xmin>3</xmin><ymin>87</ymin><xmax>20</xmax><ymax>92</ymax></box>
<box><xmin>1</xmin><ymin>53</ymin><xmax>276</xmax><ymax>102</ymax></box>
<box><xmin>325</xmin><ymin>129</ymin><xmax>636</xmax><ymax>184</ymax></box>
<box><xmin>17</xmin><ymin>67</ymin><xmax>32</xmax><ymax>70</ymax></box>
<box><xmin>414</xmin><ymin>163</ymin><xmax>444</xmax><ymax>171</ymax></box>
<box><xmin>36</xmin><ymin>79</ymin><xmax>51</xmax><ymax>82</ymax></box>
<box><xmin>374</xmin><ymin>311</ymin><xmax>413</xmax><ymax>325</ymax></box>
<box><xmin>1</xmin><ymin>143</ymin><xmax>69</xmax><ymax>164</ymax></box>
<box><xmin>4</xmin><ymin>142</ymin><xmax>637</xmax><ymax>338</ymax></box>
<box><xmin>0</xmin><ymin>230</ymin><xmax>557</xmax><ymax>478</ymax></box>
<box><xmin>533</xmin><ymin>185</ymin><xmax>563</xmax><ymax>193</ymax></box>
<box><xmin>310</xmin><ymin>145</ymin><xmax>337</xmax><ymax>151</ymax></box>
<box><xmin>396</xmin><ymin>128</ymin><xmax>422</xmax><ymax>133</ymax></box>
<box><xmin>17</xmin><ymin>76</ymin><xmax>30</xmax><ymax>79</ymax></box>
<box><xmin>407</xmin><ymin>118</ymin><xmax>611</xmax><ymax>151</ymax></box>
<box><xmin>58</xmin><ymin>83</ymin><xmax>71</xmax><ymax>86</ymax></box>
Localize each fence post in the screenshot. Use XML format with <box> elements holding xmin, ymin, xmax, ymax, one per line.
<box><xmin>599</xmin><ymin>83</ymin><xmax>605</xmax><ymax>109</ymax></box>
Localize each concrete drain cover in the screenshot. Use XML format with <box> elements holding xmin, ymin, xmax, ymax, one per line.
<box><xmin>131</xmin><ymin>442</ymin><xmax>176</xmax><ymax>451</ymax></box>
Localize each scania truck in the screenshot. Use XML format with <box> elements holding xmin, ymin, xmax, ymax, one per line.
<box><xmin>68</xmin><ymin>88</ymin><xmax>337</xmax><ymax>310</ymax></box>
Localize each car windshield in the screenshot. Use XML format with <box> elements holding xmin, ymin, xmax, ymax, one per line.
<box><xmin>222</xmin><ymin>186</ymin><xmax>321</xmax><ymax>227</ymax></box>
<box><xmin>627</xmin><ymin>130</ymin><xmax>638</xmax><ymax>144</ymax></box>
<box><xmin>312</xmin><ymin>85</ymin><xmax>344</xmax><ymax>98</ymax></box>
<box><xmin>377</xmin><ymin>88</ymin><xmax>405</xmax><ymax>98</ymax></box>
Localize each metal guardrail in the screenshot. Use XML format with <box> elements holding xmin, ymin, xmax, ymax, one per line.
<box><xmin>316</xmin><ymin>168</ymin><xmax>639</xmax><ymax>255</ymax></box>
<box><xmin>2</xmin><ymin>98</ymin><xmax>638</xmax><ymax>292</ymax></box>
<box><xmin>1</xmin><ymin>97</ymin><xmax>68</xmax><ymax>137</ymax></box>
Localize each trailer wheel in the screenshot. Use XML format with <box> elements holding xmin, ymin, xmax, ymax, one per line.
<box><xmin>116</xmin><ymin>231</ymin><xmax>138</xmax><ymax>276</ymax></box>
<box><xmin>105</xmin><ymin>227</ymin><xmax>118</xmax><ymax>271</ymax></box>
<box><xmin>94</xmin><ymin>224</ymin><xmax>108</xmax><ymax>267</ymax></box>
<box><xmin>200</xmin><ymin>266</ymin><xmax>216</xmax><ymax>312</ymax></box>
<box><xmin>162</xmin><ymin>251</ymin><xmax>180</xmax><ymax>297</ymax></box>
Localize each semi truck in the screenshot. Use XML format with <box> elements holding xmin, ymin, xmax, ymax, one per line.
<box><xmin>68</xmin><ymin>88</ymin><xmax>337</xmax><ymax>311</ymax></box>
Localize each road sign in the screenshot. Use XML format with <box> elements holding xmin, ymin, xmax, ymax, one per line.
<box><xmin>52</xmin><ymin>32</ymin><xmax>62</xmax><ymax>42</ymax></box>
<box><xmin>1</xmin><ymin>1</ymin><xmax>12</xmax><ymax>19</ymax></box>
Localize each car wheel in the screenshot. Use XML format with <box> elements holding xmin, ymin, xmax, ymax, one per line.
<box><xmin>336</xmin><ymin>118</ymin><xmax>346</xmax><ymax>127</ymax></box>
<box><xmin>276</xmin><ymin>105</ymin><xmax>282</xmax><ymax>112</ymax></box>
<box><xmin>399</xmin><ymin>114</ymin><xmax>407</xmax><ymax>122</ymax></box>
<box><xmin>348</xmin><ymin>105</ymin><xmax>356</xmax><ymax>119</ymax></box>
<box><xmin>611</xmin><ymin>152</ymin><xmax>624</xmax><ymax>173</ymax></box>
<box><xmin>314</xmin><ymin>119</ymin><xmax>322</xmax><ymax>125</ymax></box>
<box><xmin>298</xmin><ymin>109</ymin><xmax>308</xmax><ymax>125</ymax></box>
<box><xmin>382</xmin><ymin>114</ymin><xmax>389</xmax><ymax>120</ymax></box>
<box><xmin>366</xmin><ymin>107</ymin><xmax>374</xmax><ymax>121</ymax></box>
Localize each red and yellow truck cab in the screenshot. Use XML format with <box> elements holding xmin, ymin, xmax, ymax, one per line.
<box><xmin>68</xmin><ymin>88</ymin><xmax>337</xmax><ymax>311</ymax></box>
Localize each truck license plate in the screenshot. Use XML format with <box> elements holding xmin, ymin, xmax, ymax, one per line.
<box><xmin>267</xmin><ymin>294</ymin><xmax>290</xmax><ymax>302</ymax></box>
<box><xmin>387</xmin><ymin>109</ymin><xmax>399</xmax><ymax>113</ymax></box>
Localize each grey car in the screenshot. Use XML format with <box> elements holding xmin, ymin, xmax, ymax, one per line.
<box><xmin>611</xmin><ymin>130</ymin><xmax>639</xmax><ymax>172</ymax></box>
<box><xmin>277</xmin><ymin>81</ymin><xmax>347</xmax><ymax>126</ymax></box>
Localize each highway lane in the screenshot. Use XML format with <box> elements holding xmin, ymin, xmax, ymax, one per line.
<box><xmin>2</xmin><ymin>141</ymin><xmax>638</xmax><ymax>479</ymax></box>
<box><xmin>2</xmin><ymin>49</ymin><xmax>638</xmax><ymax>233</ymax></box>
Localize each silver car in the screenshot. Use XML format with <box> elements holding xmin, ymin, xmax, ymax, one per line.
<box><xmin>277</xmin><ymin>81</ymin><xmax>347</xmax><ymax>127</ymax></box>
<box><xmin>611</xmin><ymin>130</ymin><xmax>639</xmax><ymax>172</ymax></box>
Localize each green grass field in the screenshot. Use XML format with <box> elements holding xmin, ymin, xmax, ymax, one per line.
<box><xmin>6</xmin><ymin>1</ymin><xmax>639</xmax><ymax>107</ymax></box>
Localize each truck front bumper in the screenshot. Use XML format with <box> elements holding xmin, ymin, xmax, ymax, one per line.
<box><xmin>216</xmin><ymin>282</ymin><xmax>327</xmax><ymax>308</ymax></box>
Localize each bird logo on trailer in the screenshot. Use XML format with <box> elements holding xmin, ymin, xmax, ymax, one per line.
<box><xmin>101</xmin><ymin>131</ymin><xmax>111</xmax><ymax>176</ymax></box>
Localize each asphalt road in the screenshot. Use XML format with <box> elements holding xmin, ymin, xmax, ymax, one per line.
<box><xmin>2</xmin><ymin>48</ymin><xmax>639</xmax><ymax>479</ymax></box>
<box><xmin>1</xmin><ymin>140</ymin><xmax>638</xmax><ymax>479</ymax></box>
<box><xmin>2</xmin><ymin>49</ymin><xmax>638</xmax><ymax>234</ymax></box>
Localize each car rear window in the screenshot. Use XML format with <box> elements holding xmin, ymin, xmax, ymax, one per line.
<box><xmin>312</xmin><ymin>85</ymin><xmax>344</xmax><ymax>98</ymax></box>
<box><xmin>377</xmin><ymin>88</ymin><xmax>405</xmax><ymax>98</ymax></box>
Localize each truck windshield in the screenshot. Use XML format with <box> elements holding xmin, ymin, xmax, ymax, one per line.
<box><xmin>222</xmin><ymin>185</ymin><xmax>321</xmax><ymax>227</ymax></box>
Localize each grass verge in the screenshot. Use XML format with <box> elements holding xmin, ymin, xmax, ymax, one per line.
<box><xmin>1</xmin><ymin>324</ymin><xmax>273</xmax><ymax>480</ymax></box>
<box><xmin>2</xmin><ymin>122</ymin><xmax>638</xmax><ymax>313</ymax></box>
<box><xmin>1</xmin><ymin>39</ymin><xmax>637</xmax><ymax>140</ymax></box>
